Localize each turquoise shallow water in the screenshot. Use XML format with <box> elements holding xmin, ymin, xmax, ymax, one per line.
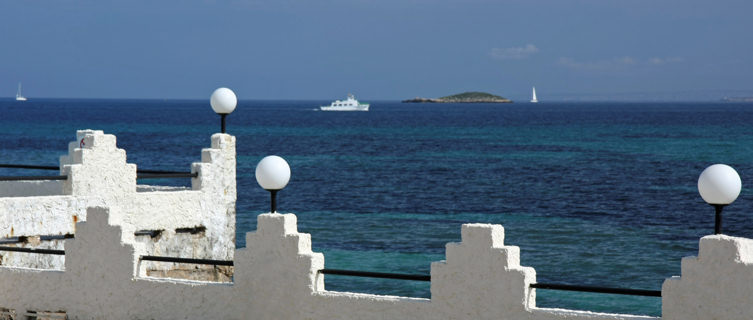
<box><xmin>3</xmin><ymin>99</ymin><xmax>753</xmax><ymax>316</ymax></box>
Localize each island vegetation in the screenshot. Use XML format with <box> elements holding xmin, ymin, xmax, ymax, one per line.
<box><xmin>402</xmin><ymin>91</ymin><xmax>512</xmax><ymax>103</ymax></box>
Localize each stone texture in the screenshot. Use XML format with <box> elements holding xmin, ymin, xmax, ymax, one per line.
<box><xmin>0</xmin><ymin>210</ymin><xmax>670</xmax><ymax>319</ymax></box>
<box><xmin>0</xmin><ymin>130</ymin><xmax>237</xmax><ymax>276</ymax></box>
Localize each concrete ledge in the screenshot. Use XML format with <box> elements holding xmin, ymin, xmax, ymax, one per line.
<box><xmin>7</xmin><ymin>208</ymin><xmax>750</xmax><ymax>319</ymax></box>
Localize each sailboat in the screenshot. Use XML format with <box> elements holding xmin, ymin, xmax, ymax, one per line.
<box><xmin>530</xmin><ymin>86</ymin><xmax>538</xmax><ymax>103</ymax></box>
<box><xmin>16</xmin><ymin>83</ymin><xmax>27</xmax><ymax>101</ymax></box>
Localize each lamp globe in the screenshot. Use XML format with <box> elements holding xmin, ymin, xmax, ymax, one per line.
<box><xmin>210</xmin><ymin>88</ymin><xmax>237</xmax><ymax>114</ymax></box>
<box><xmin>698</xmin><ymin>164</ymin><xmax>741</xmax><ymax>205</ymax></box>
<box><xmin>255</xmin><ymin>155</ymin><xmax>291</xmax><ymax>191</ymax></box>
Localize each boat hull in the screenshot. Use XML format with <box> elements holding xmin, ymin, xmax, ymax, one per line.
<box><xmin>320</xmin><ymin>105</ymin><xmax>369</xmax><ymax>111</ymax></box>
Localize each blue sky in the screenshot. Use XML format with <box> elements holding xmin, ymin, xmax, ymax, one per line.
<box><xmin>1</xmin><ymin>0</ymin><xmax>752</xmax><ymax>101</ymax></box>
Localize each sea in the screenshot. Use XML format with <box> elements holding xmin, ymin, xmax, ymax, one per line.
<box><xmin>3</xmin><ymin>98</ymin><xmax>753</xmax><ymax>316</ymax></box>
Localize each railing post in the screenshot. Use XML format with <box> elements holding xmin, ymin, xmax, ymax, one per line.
<box><xmin>431</xmin><ymin>223</ymin><xmax>536</xmax><ymax>318</ymax></box>
<box><xmin>662</xmin><ymin>234</ymin><xmax>753</xmax><ymax>319</ymax></box>
<box><xmin>232</xmin><ymin>213</ymin><xmax>324</xmax><ymax>319</ymax></box>
<box><xmin>62</xmin><ymin>130</ymin><xmax>137</xmax><ymax>196</ymax></box>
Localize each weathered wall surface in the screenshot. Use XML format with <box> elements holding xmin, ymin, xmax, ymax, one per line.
<box><xmin>0</xmin><ymin>130</ymin><xmax>236</xmax><ymax>271</ymax></box>
<box><xmin>4</xmin><ymin>207</ymin><xmax>749</xmax><ymax>319</ymax></box>
<box><xmin>0</xmin><ymin>181</ymin><xmax>62</xmax><ymax>198</ymax></box>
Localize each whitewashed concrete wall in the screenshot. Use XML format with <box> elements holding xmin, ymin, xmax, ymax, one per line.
<box><xmin>661</xmin><ymin>235</ymin><xmax>753</xmax><ymax>320</ymax></box>
<box><xmin>0</xmin><ymin>130</ymin><xmax>236</xmax><ymax>270</ymax></box>
<box><xmin>3</xmin><ymin>207</ymin><xmax>750</xmax><ymax>319</ymax></box>
<box><xmin>0</xmin><ymin>181</ymin><xmax>62</xmax><ymax>198</ymax></box>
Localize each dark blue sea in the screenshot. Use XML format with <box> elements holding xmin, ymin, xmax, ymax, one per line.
<box><xmin>3</xmin><ymin>98</ymin><xmax>753</xmax><ymax>316</ymax></box>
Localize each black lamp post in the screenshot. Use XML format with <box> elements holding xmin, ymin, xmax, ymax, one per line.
<box><xmin>713</xmin><ymin>204</ymin><xmax>725</xmax><ymax>235</ymax></box>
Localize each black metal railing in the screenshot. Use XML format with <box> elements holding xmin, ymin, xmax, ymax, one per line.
<box><xmin>0</xmin><ymin>164</ymin><xmax>59</xmax><ymax>171</ymax></box>
<box><xmin>0</xmin><ymin>163</ymin><xmax>197</xmax><ymax>180</ymax></box>
<box><xmin>317</xmin><ymin>268</ymin><xmax>661</xmax><ymax>297</ymax></box>
<box><xmin>0</xmin><ymin>238</ymin><xmax>21</xmax><ymax>245</ymax></box>
<box><xmin>140</xmin><ymin>255</ymin><xmax>234</xmax><ymax>266</ymax></box>
<box><xmin>136</xmin><ymin>172</ymin><xmax>198</xmax><ymax>179</ymax></box>
<box><xmin>319</xmin><ymin>269</ymin><xmax>431</xmax><ymax>281</ymax></box>
<box><xmin>0</xmin><ymin>234</ymin><xmax>74</xmax><ymax>245</ymax></box>
<box><xmin>0</xmin><ymin>246</ymin><xmax>65</xmax><ymax>255</ymax></box>
<box><xmin>0</xmin><ymin>163</ymin><xmax>62</xmax><ymax>180</ymax></box>
<box><xmin>134</xmin><ymin>229</ymin><xmax>163</xmax><ymax>237</ymax></box>
<box><xmin>0</xmin><ymin>175</ymin><xmax>68</xmax><ymax>181</ymax></box>
<box><xmin>530</xmin><ymin>282</ymin><xmax>661</xmax><ymax>297</ymax></box>
<box><xmin>0</xmin><ymin>239</ymin><xmax>663</xmax><ymax>298</ymax></box>
<box><xmin>39</xmin><ymin>234</ymin><xmax>75</xmax><ymax>241</ymax></box>
<box><xmin>175</xmin><ymin>226</ymin><xmax>206</xmax><ymax>234</ymax></box>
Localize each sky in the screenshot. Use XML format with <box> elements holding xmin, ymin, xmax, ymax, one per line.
<box><xmin>1</xmin><ymin>0</ymin><xmax>752</xmax><ymax>101</ymax></box>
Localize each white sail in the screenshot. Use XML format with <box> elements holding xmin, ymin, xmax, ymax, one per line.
<box><xmin>16</xmin><ymin>83</ymin><xmax>27</xmax><ymax>101</ymax></box>
<box><xmin>530</xmin><ymin>86</ymin><xmax>538</xmax><ymax>103</ymax></box>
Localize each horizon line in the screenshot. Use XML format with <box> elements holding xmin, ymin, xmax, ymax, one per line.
<box><xmin>2</xmin><ymin>96</ymin><xmax>750</xmax><ymax>103</ymax></box>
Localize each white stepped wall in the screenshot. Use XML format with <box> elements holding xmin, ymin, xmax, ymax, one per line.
<box><xmin>0</xmin><ymin>130</ymin><xmax>236</xmax><ymax>270</ymax></box>
<box><xmin>3</xmin><ymin>207</ymin><xmax>751</xmax><ymax>319</ymax></box>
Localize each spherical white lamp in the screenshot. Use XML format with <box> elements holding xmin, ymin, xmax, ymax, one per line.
<box><xmin>698</xmin><ymin>164</ymin><xmax>742</xmax><ymax>234</ymax></box>
<box><xmin>210</xmin><ymin>87</ymin><xmax>237</xmax><ymax>133</ymax></box>
<box><xmin>255</xmin><ymin>155</ymin><xmax>291</xmax><ymax>213</ymax></box>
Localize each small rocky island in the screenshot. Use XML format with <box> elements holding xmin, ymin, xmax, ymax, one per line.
<box><xmin>722</xmin><ymin>97</ymin><xmax>753</xmax><ymax>102</ymax></box>
<box><xmin>403</xmin><ymin>91</ymin><xmax>512</xmax><ymax>103</ymax></box>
